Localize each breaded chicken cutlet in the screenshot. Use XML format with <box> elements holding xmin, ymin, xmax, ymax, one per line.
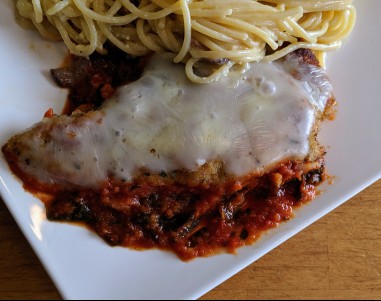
<box><xmin>2</xmin><ymin>49</ymin><xmax>334</xmax><ymax>260</ymax></box>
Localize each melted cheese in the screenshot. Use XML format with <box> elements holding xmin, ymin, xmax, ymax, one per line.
<box><xmin>10</xmin><ymin>54</ymin><xmax>332</xmax><ymax>187</ymax></box>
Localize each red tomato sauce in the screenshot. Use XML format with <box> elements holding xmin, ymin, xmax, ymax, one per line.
<box><xmin>41</xmin><ymin>161</ymin><xmax>324</xmax><ymax>261</ymax></box>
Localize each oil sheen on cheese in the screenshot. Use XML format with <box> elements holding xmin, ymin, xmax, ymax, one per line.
<box><xmin>10</xmin><ymin>54</ymin><xmax>332</xmax><ymax>187</ymax></box>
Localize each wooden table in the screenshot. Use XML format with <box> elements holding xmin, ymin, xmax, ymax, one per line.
<box><xmin>0</xmin><ymin>180</ymin><xmax>380</xmax><ymax>300</ymax></box>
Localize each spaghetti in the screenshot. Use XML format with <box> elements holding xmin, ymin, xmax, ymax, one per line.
<box><xmin>15</xmin><ymin>0</ymin><xmax>356</xmax><ymax>82</ymax></box>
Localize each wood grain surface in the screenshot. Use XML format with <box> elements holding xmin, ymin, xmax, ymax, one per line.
<box><xmin>0</xmin><ymin>180</ymin><xmax>380</xmax><ymax>300</ymax></box>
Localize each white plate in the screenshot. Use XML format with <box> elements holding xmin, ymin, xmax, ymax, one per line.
<box><xmin>0</xmin><ymin>0</ymin><xmax>380</xmax><ymax>299</ymax></box>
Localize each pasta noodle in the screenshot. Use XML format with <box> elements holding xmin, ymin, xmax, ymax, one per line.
<box><xmin>15</xmin><ymin>0</ymin><xmax>356</xmax><ymax>83</ymax></box>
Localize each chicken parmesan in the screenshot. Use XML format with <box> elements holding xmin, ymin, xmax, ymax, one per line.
<box><xmin>2</xmin><ymin>48</ymin><xmax>334</xmax><ymax>260</ymax></box>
